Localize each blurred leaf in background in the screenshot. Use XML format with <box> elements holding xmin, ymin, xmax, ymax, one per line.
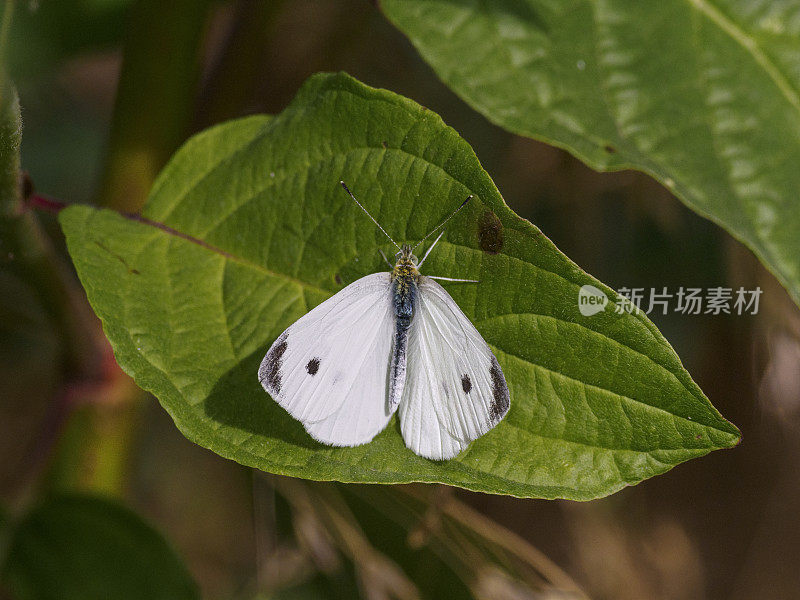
<box><xmin>8</xmin><ymin>0</ymin><xmax>134</xmax><ymax>204</ymax></box>
<box><xmin>381</xmin><ymin>0</ymin><xmax>800</xmax><ymax>307</ymax></box>
<box><xmin>258</xmin><ymin>478</ymin><xmax>589</xmax><ymax>599</ymax></box>
<box><xmin>7</xmin><ymin>0</ymin><xmax>133</xmax><ymax>79</ymax></box>
<box><xmin>1</xmin><ymin>493</ymin><xmax>200</xmax><ymax>600</ymax></box>
<box><xmin>0</xmin><ymin>32</ymin><xmax>105</xmax><ymax>501</ymax></box>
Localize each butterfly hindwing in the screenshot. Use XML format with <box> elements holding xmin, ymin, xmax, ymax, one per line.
<box><xmin>258</xmin><ymin>272</ymin><xmax>396</xmax><ymax>446</ymax></box>
<box><xmin>399</xmin><ymin>276</ymin><xmax>510</xmax><ymax>460</ymax></box>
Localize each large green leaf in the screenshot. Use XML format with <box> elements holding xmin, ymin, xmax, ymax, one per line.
<box><xmin>60</xmin><ymin>72</ymin><xmax>739</xmax><ymax>500</ymax></box>
<box><xmin>381</xmin><ymin>0</ymin><xmax>800</xmax><ymax>306</ymax></box>
<box><xmin>1</xmin><ymin>494</ymin><xmax>199</xmax><ymax>600</ymax></box>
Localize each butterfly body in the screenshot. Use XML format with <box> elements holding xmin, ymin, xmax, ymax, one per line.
<box><xmin>389</xmin><ymin>245</ymin><xmax>420</xmax><ymax>411</ymax></box>
<box><xmin>258</xmin><ymin>184</ymin><xmax>510</xmax><ymax>460</ymax></box>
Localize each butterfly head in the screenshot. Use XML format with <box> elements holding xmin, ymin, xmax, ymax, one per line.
<box><xmin>392</xmin><ymin>244</ymin><xmax>420</xmax><ymax>281</ymax></box>
<box><xmin>396</xmin><ymin>244</ymin><xmax>418</xmax><ymax>265</ymax></box>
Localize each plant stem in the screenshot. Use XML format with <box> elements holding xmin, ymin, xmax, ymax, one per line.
<box><xmin>48</xmin><ymin>0</ymin><xmax>214</xmax><ymax>496</ymax></box>
<box><xmin>98</xmin><ymin>0</ymin><xmax>213</xmax><ymax>212</ymax></box>
<box><xmin>1</xmin><ymin>89</ymin><xmax>106</xmax><ymax>503</ymax></box>
<box><xmin>0</xmin><ymin>0</ymin><xmax>14</xmax><ymax>85</ymax></box>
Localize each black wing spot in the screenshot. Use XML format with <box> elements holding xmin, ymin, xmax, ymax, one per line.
<box><xmin>461</xmin><ymin>374</ymin><xmax>472</xmax><ymax>393</ymax></box>
<box><xmin>259</xmin><ymin>333</ymin><xmax>287</xmax><ymax>394</ymax></box>
<box><xmin>306</xmin><ymin>357</ymin><xmax>320</xmax><ymax>375</ymax></box>
<box><xmin>489</xmin><ymin>357</ymin><xmax>510</xmax><ymax>423</ymax></box>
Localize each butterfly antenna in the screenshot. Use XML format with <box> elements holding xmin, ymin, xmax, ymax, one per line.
<box><xmin>417</xmin><ymin>230</ymin><xmax>444</xmax><ymax>268</ymax></box>
<box><xmin>412</xmin><ymin>193</ymin><xmax>473</xmax><ymax>252</ymax></box>
<box><xmin>340</xmin><ymin>181</ymin><xmax>400</xmax><ymax>251</ymax></box>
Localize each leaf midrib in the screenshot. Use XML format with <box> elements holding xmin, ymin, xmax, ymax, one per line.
<box><xmin>122</xmin><ymin>210</ymin><xmax>332</xmax><ymax>298</ymax></box>
<box><xmin>490</xmin><ymin>340</ymin><xmax>733</xmax><ymax>437</ymax></box>
<box><xmin>113</xmin><ymin>206</ymin><xmax>725</xmax><ymax>438</ymax></box>
<box><xmin>110</xmin><ymin>208</ymin><xmax>736</xmax><ymax>446</ymax></box>
<box><xmin>99</xmin><ymin>207</ymin><xmax>731</xmax><ymax>453</ymax></box>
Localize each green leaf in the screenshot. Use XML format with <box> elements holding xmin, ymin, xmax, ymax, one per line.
<box><xmin>1</xmin><ymin>494</ymin><xmax>199</xmax><ymax>600</ymax></box>
<box><xmin>59</xmin><ymin>72</ymin><xmax>739</xmax><ymax>500</ymax></box>
<box><xmin>381</xmin><ymin>0</ymin><xmax>800</xmax><ymax>307</ymax></box>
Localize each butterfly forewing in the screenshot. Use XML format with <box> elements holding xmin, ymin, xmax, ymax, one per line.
<box><xmin>258</xmin><ymin>272</ymin><xmax>396</xmax><ymax>446</ymax></box>
<box><xmin>399</xmin><ymin>276</ymin><xmax>510</xmax><ymax>460</ymax></box>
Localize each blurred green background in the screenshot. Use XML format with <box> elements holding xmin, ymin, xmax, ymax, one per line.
<box><xmin>3</xmin><ymin>1</ymin><xmax>800</xmax><ymax>599</ymax></box>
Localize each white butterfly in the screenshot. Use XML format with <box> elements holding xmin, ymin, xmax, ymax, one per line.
<box><xmin>258</xmin><ymin>182</ymin><xmax>510</xmax><ymax>460</ymax></box>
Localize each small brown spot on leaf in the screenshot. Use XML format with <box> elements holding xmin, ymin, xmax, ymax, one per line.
<box><xmin>381</xmin><ymin>141</ymin><xmax>388</xmax><ymax>149</ymax></box>
<box><xmin>334</xmin><ymin>273</ymin><xmax>342</xmax><ymax>285</ymax></box>
<box><xmin>604</xmin><ymin>144</ymin><xmax>616</xmax><ymax>154</ymax></box>
<box><xmin>478</xmin><ymin>210</ymin><xmax>503</xmax><ymax>254</ymax></box>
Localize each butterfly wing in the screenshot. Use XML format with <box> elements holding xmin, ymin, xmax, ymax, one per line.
<box><xmin>400</xmin><ymin>276</ymin><xmax>510</xmax><ymax>460</ymax></box>
<box><xmin>258</xmin><ymin>272</ymin><xmax>396</xmax><ymax>446</ymax></box>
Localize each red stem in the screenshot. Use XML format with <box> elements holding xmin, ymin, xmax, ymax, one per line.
<box><xmin>26</xmin><ymin>193</ymin><xmax>68</xmax><ymax>214</ymax></box>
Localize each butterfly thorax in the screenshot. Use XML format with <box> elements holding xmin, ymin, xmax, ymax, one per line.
<box><xmin>391</xmin><ymin>245</ymin><xmax>419</xmax><ymax>319</ymax></box>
